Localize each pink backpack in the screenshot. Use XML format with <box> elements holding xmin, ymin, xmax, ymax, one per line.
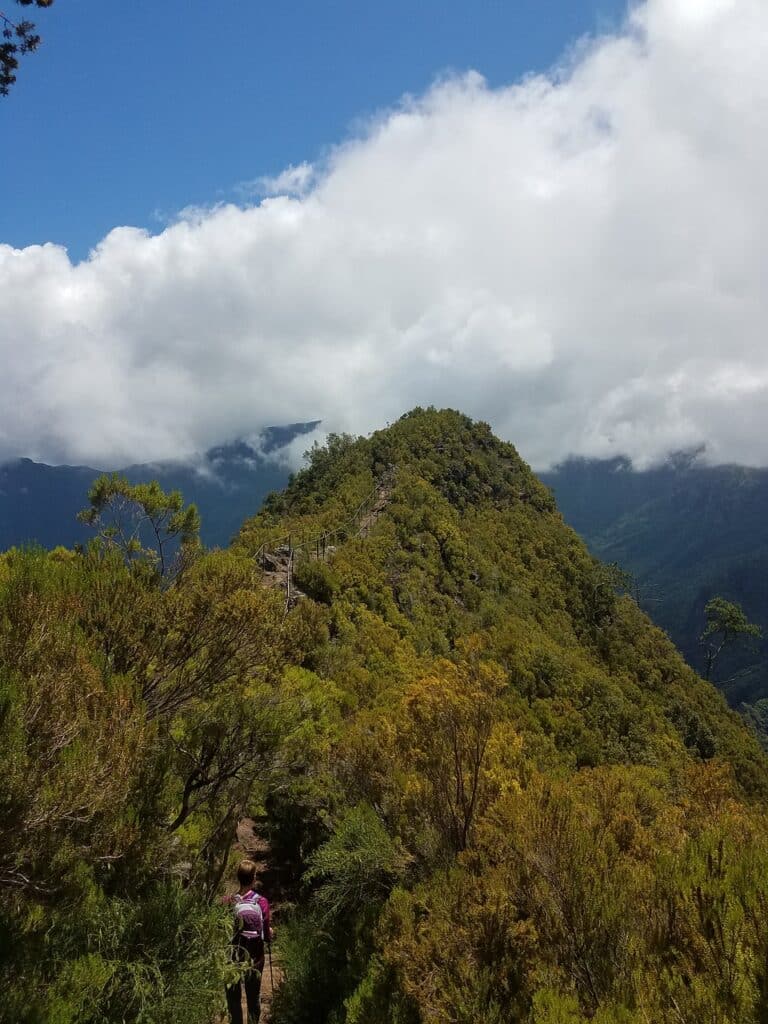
<box><xmin>232</xmin><ymin>889</ymin><xmax>263</xmax><ymax>939</ymax></box>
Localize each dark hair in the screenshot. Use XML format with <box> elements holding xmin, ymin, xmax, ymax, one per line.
<box><xmin>237</xmin><ymin>859</ymin><xmax>257</xmax><ymax>888</ymax></box>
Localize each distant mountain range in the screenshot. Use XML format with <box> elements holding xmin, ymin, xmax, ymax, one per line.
<box><xmin>542</xmin><ymin>455</ymin><xmax>768</xmax><ymax>710</ymax></box>
<box><xmin>0</xmin><ymin>422</ymin><xmax>319</xmax><ymax>551</ymax></box>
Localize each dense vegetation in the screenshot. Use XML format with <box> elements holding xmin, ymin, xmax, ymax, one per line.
<box><xmin>10</xmin><ymin>430</ymin><xmax>768</xmax><ymax>729</ymax></box>
<box><xmin>3</xmin><ymin>409</ymin><xmax>768</xmax><ymax>1023</ymax></box>
<box><xmin>542</xmin><ymin>456</ymin><xmax>768</xmax><ymax>718</ymax></box>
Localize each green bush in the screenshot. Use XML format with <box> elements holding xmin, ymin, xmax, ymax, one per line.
<box><xmin>294</xmin><ymin>558</ymin><xmax>340</xmax><ymax>604</ymax></box>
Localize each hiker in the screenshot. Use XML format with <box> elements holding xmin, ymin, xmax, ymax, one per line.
<box><xmin>225</xmin><ymin>859</ymin><xmax>265</xmax><ymax>1024</ymax></box>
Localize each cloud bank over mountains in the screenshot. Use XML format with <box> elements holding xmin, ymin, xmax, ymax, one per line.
<box><xmin>2</xmin><ymin>0</ymin><xmax>767</xmax><ymax>469</ymax></box>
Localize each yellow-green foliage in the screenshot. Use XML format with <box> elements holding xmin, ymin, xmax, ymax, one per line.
<box><xmin>0</xmin><ymin>542</ymin><xmax>332</xmax><ymax>1023</ymax></box>
<box><xmin>241</xmin><ymin>409</ymin><xmax>768</xmax><ymax>1024</ymax></box>
<box><xmin>5</xmin><ymin>408</ymin><xmax>768</xmax><ymax>1024</ymax></box>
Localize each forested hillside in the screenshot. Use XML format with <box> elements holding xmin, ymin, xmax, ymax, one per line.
<box><xmin>542</xmin><ymin>456</ymin><xmax>768</xmax><ymax>712</ymax></box>
<box><xmin>4</xmin><ymin>409</ymin><xmax>768</xmax><ymax>1024</ymax></box>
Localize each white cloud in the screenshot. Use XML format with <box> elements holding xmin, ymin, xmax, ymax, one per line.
<box><xmin>255</xmin><ymin>162</ymin><xmax>316</xmax><ymax>197</ymax></box>
<box><xmin>2</xmin><ymin>0</ymin><xmax>768</xmax><ymax>469</ymax></box>
<box><xmin>275</xmin><ymin>426</ymin><xmax>330</xmax><ymax>471</ymax></box>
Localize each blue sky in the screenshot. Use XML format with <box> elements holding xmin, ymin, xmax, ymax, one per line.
<box><xmin>3</xmin><ymin>0</ymin><xmax>766</xmax><ymax>472</ymax></box>
<box><xmin>2</xmin><ymin>0</ymin><xmax>626</xmax><ymax>262</ymax></box>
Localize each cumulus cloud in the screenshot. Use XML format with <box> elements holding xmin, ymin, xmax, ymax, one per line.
<box><xmin>2</xmin><ymin>0</ymin><xmax>768</xmax><ymax>469</ymax></box>
<box><xmin>254</xmin><ymin>162</ymin><xmax>316</xmax><ymax>198</ymax></box>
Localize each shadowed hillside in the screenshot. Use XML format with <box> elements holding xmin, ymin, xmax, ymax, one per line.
<box><xmin>542</xmin><ymin>456</ymin><xmax>768</xmax><ymax>713</ymax></box>
<box><xmin>0</xmin><ymin>423</ymin><xmax>318</xmax><ymax>551</ymax></box>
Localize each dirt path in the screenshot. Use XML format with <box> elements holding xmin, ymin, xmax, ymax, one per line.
<box><xmin>356</xmin><ymin>486</ymin><xmax>392</xmax><ymax>538</ymax></box>
<box><xmin>257</xmin><ymin>481</ymin><xmax>393</xmax><ymax>611</ymax></box>
<box><xmin>259</xmin><ymin>550</ymin><xmax>293</xmax><ymax>595</ymax></box>
<box><xmin>234</xmin><ymin>478</ymin><xmax>393</xmax><ymax>1017</ymax></box>
<box><xmin>216</xmin><ymin>818</ymin><xmax>284</xmax><ymax>1023</ymax></box>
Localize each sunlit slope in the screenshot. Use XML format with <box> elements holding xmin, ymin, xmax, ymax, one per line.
<box><xmin>237</xmin><ymin>407</ymin><xmax>766</xmax><ymax>791</ymax></box>
<box><xmin>229</xmin><ymin>409</ymin><xmax>768</xmax><ymax>1024</ymax></box>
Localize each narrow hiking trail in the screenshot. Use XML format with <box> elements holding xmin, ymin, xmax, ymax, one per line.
<box><xmin>216</xmin><ymin>818</ymin><xmax>284</xmax><ymax>1024</ymax></box>
<box><xmin>219</xmin><ymin>471</ymin><xmax>395</xmax><ymax>1020</ymax></box>
<box><xmin>357</xmin><ymin>483</ymin><xmax>391</xmax><ymax>538</ymax></box>
<box><xmin>236</xmin><ymin>818</ymin><xmax>283</xmax><ymax>1022</ymax></box>
<box><xmin>259</xmin><ymin>548</ymin><xmax>294</xmax><ymax>599</ymax></box>
<box><xmin>256</xmin><ymin>470</ymin><xmax>395</xmax><ymax>608</ymax></box>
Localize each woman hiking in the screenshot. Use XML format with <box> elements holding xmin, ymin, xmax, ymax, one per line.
<box><xmin>224</xmin><ymin>859</ymin><xmax>266</xmax><ymax>1024</ymax></box>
